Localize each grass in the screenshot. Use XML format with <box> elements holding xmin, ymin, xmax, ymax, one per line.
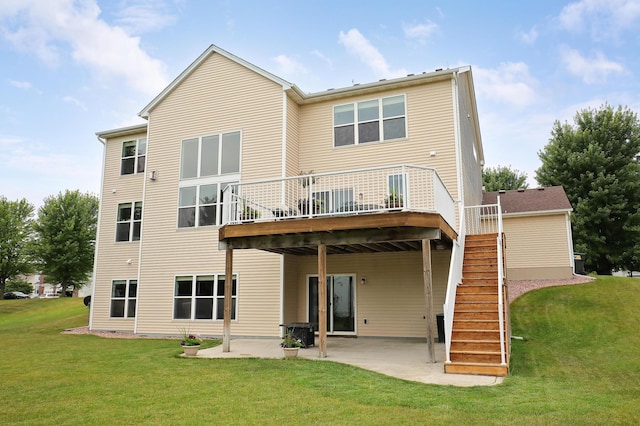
<box><xmin>1</xmin><ymin>276</ymin><xmax>639</xmax><ymax>425</ymax></box>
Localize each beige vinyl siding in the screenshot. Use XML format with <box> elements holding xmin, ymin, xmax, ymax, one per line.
<box><xmin>91</xmin><ymin>132</ymin><xmax>146</xmax><ymax>331</ymax></box>
<box><xmin>293</xmin><ymin>250</ymin><xmax>450</xmax><ymax>338</ymax></box>
<box><xmin>285</xmin><ymin>95</ymin><xmax>300</xmax><ymax>178</ymax></box>
<box><xmin>504</xmin><ymin>214</ymin><xmax>574</xmax><ymax>280</ymax></box>
<box><xmin>297</xmin><ymin>80</ymin><xmax>459</xmax><ymax>201</ymax></box>
<box><xmin>457</xmin><ymin>73</ymin><xmax>483</xmax><ymax>207</ymax></box>
<box><xmin>282</xmin><ymin>254</ymin><xmax>299</xmax><ymax>325</ymax></box>
<box><xmin>93</xmin><ymin>52</ymin><xmax>288</xmax><ymax>336</ymax></box>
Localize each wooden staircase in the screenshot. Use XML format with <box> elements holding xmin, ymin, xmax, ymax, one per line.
<box><xmin>444</xmin><ymin>233</ymin><xmax>510</xmax><ymax>376</ymax></box>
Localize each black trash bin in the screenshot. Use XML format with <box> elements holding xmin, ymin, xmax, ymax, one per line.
<box><xmin>436</xmin><ymin>313</ymin><xmax>445</xmax><ymax>343</ymax></box>
<box><xmin>574</xmin><ymin>253</ymin><xmax>586</xmax><ymax>275</ymax></box>
<box><xmin>284</xmin><ymin>322</ymin><xmax>315</xmax><ymax>348</ymax></box>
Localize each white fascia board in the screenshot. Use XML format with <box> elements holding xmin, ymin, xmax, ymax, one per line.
<box><xmin>96</xmin><ymin>123</ymin><xmax>148</xmax><ymax>139</ymax></box>
<box><xmin>138</xmin><ymin>44</ymin><xmax>293</xmax><ymax>118</ymax></box>
<box><xmin>502</xmin><ymin>208</ymin><xmax>573</xmax><ymax>218</ymax></box>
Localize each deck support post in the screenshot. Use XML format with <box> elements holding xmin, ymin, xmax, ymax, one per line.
<box><xmin>422</xmin><ymin>239</ymin><xmax>436</xmax><ymax>363</ymax></box>
<box><xmin>223</xmin><ymin>246</ymin><xmax>233</xmax><ymax>352</ymax></box>
<box><xmin>318</xmin><ymin>244</ymin><xmax>327</xmax><ymax>358</ymax></box>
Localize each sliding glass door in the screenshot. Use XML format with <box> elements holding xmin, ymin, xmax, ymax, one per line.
<box><xmin>308</xmin><ymin>275</ymin><xmax>355</xmax><ymax>334</ymax></box>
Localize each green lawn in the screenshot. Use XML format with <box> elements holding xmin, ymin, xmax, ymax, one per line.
<box><xmin>1</xmin><ymin>276</ymin><xmax>638</xmax><ymax>425</ymax></box>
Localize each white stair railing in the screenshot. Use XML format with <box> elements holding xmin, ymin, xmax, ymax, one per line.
<box><xmin>443</xmin><ymin>202</ymin><xmax>465</xmax><ymax>363</ymax></box>
<box><xmin>496</xmin><ymin>196</ymin><xmax>507</xmax><ymax>366</ymax></box>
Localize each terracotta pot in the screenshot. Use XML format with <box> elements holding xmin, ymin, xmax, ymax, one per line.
<box><xmin>182</xmin><ymin>345</ymin><xmax>200</xmax><ymax>357</ymax></box>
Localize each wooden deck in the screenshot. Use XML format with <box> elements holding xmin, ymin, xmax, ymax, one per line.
<box><xmin>219</xmin><ymin>211</ymin><xmax>457</xmax><ymax>255</ymax></box>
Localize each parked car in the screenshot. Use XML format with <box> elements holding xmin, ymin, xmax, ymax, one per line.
<box><xmin>3</xmin><ymin>291</ymin><xmax>30</xmax><ymax>299</ymax></box>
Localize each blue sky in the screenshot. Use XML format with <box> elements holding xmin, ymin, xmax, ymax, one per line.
<box><xmin>2</xmin><ymin>0</ymin><xmax>640</xmax><ymax>208</ymax></box>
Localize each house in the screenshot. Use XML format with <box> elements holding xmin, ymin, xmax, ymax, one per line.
<box><xmin>91</xmin><ymin>44</ymin><xmax>574</xmax><ymax>376</ymax></box>
<box><xmin>483</xmin><ymin>187</ymin><xmax>575</xmax><ymax>280</ymax></box>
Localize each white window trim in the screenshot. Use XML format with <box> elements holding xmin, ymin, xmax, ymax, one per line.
<box><xmin>121</xmin><ymin>138</ymin><xmax>146</xmax><ymax>175</ymax></box>
<box><xmin>110</xmin><ymin>279</ymin><xmax>137</xmax><ymax>319</ymax></box>
<box><xmin>115</xmin><ymin>201</ymin><xmax>142</xmax><ymax>242</ymax></box>
<box><xmin>172</xmin><ymin>274</ymin><xmax>238</xmax><ymax>321</ymax></box>
<box><xmin>333</xmin><ymin>94</ymin><xmax>407</xmax><ymax>147</ymax></box>
<box><xmin>177</xmin><ymin>180</ymin><xmax>239</xmax><ymax>229</ymax></box>
<box><xmin>180</xmin><ymin>130</ymin><xmax>243</xmax><ymax>181</ymax></box>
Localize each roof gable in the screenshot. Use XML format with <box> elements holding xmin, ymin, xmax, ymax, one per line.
<box><xmin>483</xmin><ymin>186</ymin><xmax>572</xmax><ymax>214</ymax></box>
<box><xmin>138</xmin><ymin>44</ymin><xmax>294</xmax><ymax>118</ymax></box>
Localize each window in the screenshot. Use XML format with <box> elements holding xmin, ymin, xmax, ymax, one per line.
<box><xmin>180</xmin><ymin>131</ymin><xmax>240</xmax><ymax>179</ymax></box>
<box><xmin>178</xmin><ymin>131</ymin><xmax>241</xmax><ymax>228</ymax></box>
<box><xmin>121</xmin><ymin>138</ymin><xmax>146</xmax><ymax>175</ymax></box>
<box><xmin>116</xmin><ymin>202</ymin><xmax>142</xmax><ymax>242</ymax></box>
<box><xmin>110</xmin><ymin>279</ymin><xmax>137</xmax><ymax>318</ymax></box>
<box><xmin>174</xmin><ymin>274</ymin><xmax>237</xmax><ymax>320</ymax></box>
<box><xmin>334</xmin><ymin>95</ymin><xmax>406</xmax><ymax>147</ymax></box>
<box><xmin>311</xmin><ymin>188</ymin><xmax>354</xmax><ymax>213</ymax></box>
<box><xmin>178</xmin><ymin>182</ymin><xmax>236</xmax><ymax>228</ymax></box>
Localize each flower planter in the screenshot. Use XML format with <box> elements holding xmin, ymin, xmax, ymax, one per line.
<box><xmin>283</xmin><ymin>347</ymin><xmax>299</xmax><ymax>358</ymax></box>
<box><xmin>182</xmin><ymin>345</ymin><xmax>200</xmax><ymax>357</ymax></box>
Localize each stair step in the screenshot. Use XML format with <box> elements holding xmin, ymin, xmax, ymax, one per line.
<box><xmin>450</xmin><ymin>351</ymin><xmax>503</xmax><ymax>364</ymax></box>
<box><xmin>451</xmin><ymin>330</ymin><xmax>503</xmax><ymax>340</ymax></box>
<box><xmin>453</xmin><ymin>319</ymin><xmax>502</xmax><ymax>330</ymax></box>
<box><xmin>444</xmin><ymin>362</ymin><xmax>508</xmax><ymax>376</ymax></box>
<box><xmin>456</xmin><ymin>293</ymin><xmax>499</xmax><ymax>302</ymax></box>
<box><xmin>450</xmin><ymin>339</ymin><xmax>502</xmax><ymax>351</ymax></box>
<box><xmin>457</xmin><ymin>284</ymin><xmax>499</xmax><ymax>293</ymax></box>
<box><xmin>454</xmin><ymin>310</ymin><xmax>499</xmax><ymax>320</ymax></box>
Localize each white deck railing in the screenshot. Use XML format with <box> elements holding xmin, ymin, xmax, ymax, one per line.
<box><xmin>222</xmin><ymin>165</ymin><xmax>456</xmax><ymax>229</ymax></box>
<box><xmin>443</xmin><ymin>202</ymin><xmax>464</xmax><ymax>362</ymax></box>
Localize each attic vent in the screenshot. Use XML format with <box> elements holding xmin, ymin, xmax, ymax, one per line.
<box><xmin>498</xmin><ymin>190</ymin><xmax>506</xmax><ymax>194</ymax></box>
<box><xmin>435</xmin><ymin>68</ymin><xmax>443</xmax><ymax>72</ymax></box>
<box><xmin>517</xmin><ymin>189</ymin><xmax>525</xmax><ymax>192</ymax></box>
<box><xmin>379</xmin><ymin>78</ymin><xmax>386</xmax><ymax>82</ymax></box>
<box><xmin>537</xmin><ymin>187</ymin><xmax>545</xmax><ymax>191</ymax></box>
<box><xmin>407</xmin><ymin>73</ymin><xmax>414</xmax><ymax>76</ymax></box>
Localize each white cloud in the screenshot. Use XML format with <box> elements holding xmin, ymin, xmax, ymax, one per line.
<box><xmin>473</xmin><ymin>62</ymin><xmax>540</xmax><ymax>108</ymax></box>
<box><xmin>272</xmin><ymin>54</ymin><xmax>308</xmax><ymax>75</ymax></box>
<box><xmin>9</xmin><ymin>80</ymin><xmax>32</xmax><ymax>90</ymax></box>
<box><xmin>560</xmin><ymin>46</ymin><xmax>626</xmax><ymax>84</ymax></box>
<box><xmin>311</xmin><ymin>49</ymin><xmax>333</xmax><ymax>67</ymax></box>
<box><xmin>63</xmin><ymin>95</ymin><xmax>88</xmax><ymax>111</ymax></box>
<box><xmin>558</xmin><ymin>0</ymin><xmax>640</xmax><ymax>39</ymax></box>
<box><xmin>113</xmin><ymin>0</ymin><xmax>177</xmax><ymax>34</ymax></box>
<box><xmin>0</xmin><ymin>0</ymin><xmax>170</xmax><ymax>96</ymax></box>
<box><xmin>338</xmin><ymin>28</ymin><xmax>407</xmax><ymax>79</ymax></box>
<box><xmin>518</xmin><ymin>26</ymin><xmax>539</xmax><ymax>44</ymax></box>
<box><xmin>403</xmin><ymin>19</ymin><xmax>439</xmax><ymax>41</ymax></box>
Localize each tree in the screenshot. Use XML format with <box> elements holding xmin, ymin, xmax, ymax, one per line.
<box><xmin>31</xmin><ymin>190</ymin><xmax>99</xmax><ymax>296</ymax></box>
<box><xmin>0</xmin><ymin>197</ymin><xmax>34</xmax><ymax>298</ymax></box>
<box><xmin>482</xmin><ymin>165</ymin><xmax>529</xmax><ymax>192</ymax></box>
<box><xmin>6</xmin><ymin>280</ymin><xmax>33</xmax><ymax>295</ymax></box>
<box><xmin>536</xmin><ymin>104</ymin><xmax>640</xmax><ymax>275</ymax></box>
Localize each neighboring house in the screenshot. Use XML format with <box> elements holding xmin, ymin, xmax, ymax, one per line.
<box><xmin>21</xmin><ymin>274</ymin><xmax>93</xmax><ymax>298</ymax></box>
<box><xmin>91</xmin><ymin>44</ymin><xmax>574</xmax><ymax>376</ymax></box>
<box><xmin>483</xmin><ymin>187</ymin><xmax>575</xmax><ymax>280</ymax></box>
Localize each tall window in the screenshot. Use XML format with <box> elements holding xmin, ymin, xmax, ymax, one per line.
<box><xmin>178</xmin><ymin>130</ymin><xmax>240</xmax><ymax>228</ymax></box>
<box><xmin>334</xmin><ymin>95</ymin><xmax>406</xmax><ymax>147</ymax></box>
<box><xmin>110</xmin><ymin>279</ymin><xmax>137</xmax><ymax>318</ymax></box>
<box><xmin>121</xmin><ymin>138</ymin><xmax>146</xmax><ymax>175</ymax></box>
<box><xmin>174</xmin><ymin>274</ymin><xmax>237</xmax><ymax>320</ymax></box>
<box><xmin>116</xmin><ymin>202</ymin><xmax>142</xmax><ymax>242</ymax></box>
<box><xmin>180</xmin><ymin>131</ymin><xmax>240</xmax><ymax>179</ymax></box>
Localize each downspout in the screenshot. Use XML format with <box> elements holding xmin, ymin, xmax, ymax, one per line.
<box><xmin>89</xmin><ymin>136</ymin><xmax>107</xmax><ymax>331</ymax></box>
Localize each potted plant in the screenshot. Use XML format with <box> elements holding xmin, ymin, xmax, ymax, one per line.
<box><xmin>384</xmin><ymin>190</ymin><xmax>403</xmax><ymax>209</ymax></box>
<box><xmin>280</xmin><ymin>330</ymin><xmax>303</xmax><ymax>358</ymax></box>
<box><xmin>239</xmin><ymin>204</ymin><xmax>261</xmax><ymax>221</ymax></box>
<box><xmin>179</xmin><ymin>328</ymin><xmax>202</xmax><ymax>357</ymax></box>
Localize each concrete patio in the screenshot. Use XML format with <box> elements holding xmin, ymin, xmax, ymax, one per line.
<box><xmin>194</xmin><ymin>337</ymin><xmax>504</xmax><ymax>387</ymax></box>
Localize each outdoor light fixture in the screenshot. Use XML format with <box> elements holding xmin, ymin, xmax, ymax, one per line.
<box><xmin>360</xmin><ymin>277</ymin><xmax>366</xmax><ymax>285</ymax></box>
